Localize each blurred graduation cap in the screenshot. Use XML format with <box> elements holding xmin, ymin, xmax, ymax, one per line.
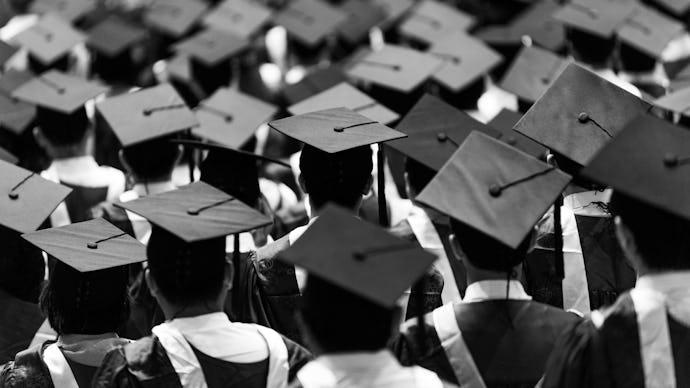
<box><xmin>86</xmin><ymin>16</ymin><xmax>148</xmax><ymax>59</ymax></box>
<box><xmin>499</xmin><ymin>44</ymin><xmax>569</xmax><ymax>106</ymax></box>
<box><xmin>346</xmin><ymin>45</ymin><xmax>443</xmax><ymax>93</ymax></box>
<box><xmin>0</xmin><ymin>146</ymin><xmax>17</xmax><ymax>164</ymax></box>
<box><xmin>336</xmin><ymin>0</ymin><xmax>387</xmax><ymax>46</ymax></box>
<box><xmin>203</xmin><ymin>0</ymin><xmax>273</xmax><ymax>39</ymax></box>
<box><xmin>615</xmin><ymin>5</ymin><xmax>684</xmax><ymax>60</ymax></box>
<box><xmin>398</xmin><ymin>0</ymin><xmax>475</xmax><ymax>46</ymax></box>
<box><xmin>12</xmin><ymin>70</ymin><xmax>108</xmax><ymax>114</ymax></box>
<box><xmin>0</xmin><ymin>69</ymin><xmax>36</xmax><ymax>135</ymax></box>
<box><xmin>115</xmin><ymin>181</ymin><xmax>273</xmax><ymax>242</ymax></box>
<box><xmin>653</xmin><ymin>86</ymin><xmax>690</xmax><ymax>118</ymax></box>
<box><xmin>648</xmin><ymin>0</ymin><xmax>690</xmax><ymax>18</ymax></box>
<box><xmin>506</xmin><ymin>0</ymin><xmax>565</xmax><ymax>52</ymax></box>
<box><xmin>173</xmin><ymin>28</ymin><xmax>249</xmax><ymax>68</ymax></box>
<box><xmin>273</xmin><ymin>0</ymin><xmax>348</xmax><ymax>49</ymax></box>
<box><xmin>192</xmin><ymin>87</ymin><xmax>277</xmax><ymax>148</ymax></box>
<box><xmin>29</xmin><ymin>0</ymin><xmax>96</xmax><ymax>23</ymax></box>
<box><xmin>428</xmin><ymin>30</ymin><xmax>502</xmax><ymax>93</ymax></box>
<box><xmin>278</xmin><ymin>204</ymin><xmax>436</xmax><ymax>307</ymax></box>
<box><xmin>514</xmin><ymin>63</ymin><xmax>650</xmax><ymax>166</ymax></box>
<box><xmin>143</xmin><ymin>0</ymin><xmax>208</xmax><ymax>38</ymax></box>
<box><xmin>21</xmin><ymin>218</ymin><xmax>147</xmax><ymax>272</ymax></box>
<box><xmin>0</xmin><ymin>160</ymin><xmax>72</xmax><ymax>233</ymax></box>
<box><xmin>282</xmin><ymin>65</ymin><xmax>346</xmax><ymax>105</ymax></box>
<box><xmin>0</xmin><ymin>40</ymin><xmax>18</xmax><ymax>67</ymax></box>
<box><xmin>373</xmin><ymin>0</ymin><xmax>415</xmax><ymax>30</ymax></box>
<box><xmin>288</xmin><ymin>82</ymin><xmax>399</xmax><ymax>125</ymax></box>
<box><xmin>11</xmin><ymin>13</ymin><xmax>86</xmax><ymax>66</ymax></box>
<box><xmin>417</xmin><ymin>131</ymin><xmax>571</xmax><ymax>249</ymax></box>
<box><xmin>488</xmin><ymin>108</ymin><xmax>548</xmax><ymax>159</ymax></box>
<box><xmin>552</xmin><ymin>0</ymin><xmax>638</xmax><ymax>38</ymax></box>
<box><xmin>582</xmin><ymin>113</ymin><xmax>690</xmax><ymax>221</ymax></box>
<box><xmin>96</xmin><ymin>83</ymin><xmax>198</xmax><ymax>147</ymax></box>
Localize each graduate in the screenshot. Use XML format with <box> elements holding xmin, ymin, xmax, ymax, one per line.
<box><xmin>543</xmin><ymin>113</ymin><xmax>690</xmax><ymax>388</ymax></box>
<box><xmin>279</xmin><ymin>204</ymin><xmax>451</xmax><ymax>387</ymax></box>
<box><xmin>94</xmin><ymin>182</ymin><xmax>312</xmax><ymax>387</ymax></box>
<box><xmin>1</xmin><ymin>218</ymin><xmax>146</xmax><ymax>388</ymax></box>
<box><xmin>390</xmin><ymin>131</ymin><xmax>580</xmax><ymax>387</ymax></box>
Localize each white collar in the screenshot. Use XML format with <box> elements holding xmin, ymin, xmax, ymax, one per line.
<box><xmin>166</xmin><ymin>312</ymin><xmax>231</xmax><ymax>333</ymax></box>
<box><xmin>317</xmin><ymin>349</ymin><xmax>399</xmax><ymax>371</ymax></box>
<box><xmin>50</xmin><ymin>155</ymin><xmax>99</xmax><ymax>170</ymax></box>
<box><xmin>564</xmin><ymin>189</ymin><xmax>612</xmax><ymax>217</ymax></box>
<box><xmin>132</xmin><ymin>181</ymin><xmax>176</xmax><ymax>197</ymax></box>
<box><xmin>463</xmin><ymin>280</ymin><xmax>532</xmax><ymax>303</ymax></box>
<box><xmin>637</xmin><ymin>271</ymin><xmax>690</xmax><ymax>297</ymax></box>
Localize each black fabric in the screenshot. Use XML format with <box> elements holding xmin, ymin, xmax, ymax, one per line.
<box><xmin>0</xmin><ymin>288</ymin><xmax>44</xmax><ymax>364</ymax></box>
<box><xmin>60</xmin><ymin>182</ymin><xmax>109</xmax><ymax>223</ymax></box>
<box><xmin>669</xmin><ymin>315</ymin><xmax>690</xmax><ymax>388</ymax></box>
<box><xmin>190</xmin><ymin>345</ymin><xmax>268</xmax><ymax>388</ymax></box>
<box><xmin>63</xmin><ymin>355</ymin><xmax>98</xmax><ymax>388</ymax></box>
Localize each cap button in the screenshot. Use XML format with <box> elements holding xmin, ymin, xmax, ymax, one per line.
<box><xmin>8</xmin><ymin>192</ymin><xmax>18</xmax><ymax>200</ymax></box>
<box><xmin>664</xmin><ymin>153</ymin><xmax>679</xmax><ymax>167</ymax></box>
<box><xmin>333</xmin><ymin>127</ymin><xmax>344</xmax><ymax>133</ymax></box>
<box><xmin>437</xmin><ymin>132</ymin><xmax>448</xmax><ymax>142</ymax></box>
<box><xmin>187</xmin><ymin>208</ymin><xmax>200</xmax><ymax>216</ymax></box>
<box><xmin>577</xmin><ymin>112</ymin><xmax>589</xmax><ymax>123</ymax></box>
<box><xmin>87</xmin><ymin>242</ymin><xmax>98</xmax><ymax>250</ymax></box>
<box><xmin>488</xmin><ymin>184</ymin><xmax>502</xmax><ymax>197</ymax></box>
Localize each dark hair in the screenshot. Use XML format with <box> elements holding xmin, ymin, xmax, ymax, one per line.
<box><xmin>37</xmin><ymin>107</ymin><xmax>90</xmax><ymax>147</ymax></box>
<box><xmin>0</xmin><ymin>226</ymin><xmax>45</xmax><ymax>303</ymax></box>
<box><xmin>567</xmin><ymin>28</ymin><xmax>615</xmax><ymax>67</ymax></box>
<box><xmin>39</xmin><ymin>262</ymin><xmax>130</xmax><ymax>335</ymax></box>
<box><xmin>610</xmin><ymin>191</ymin><xmax>690</xmax><ymax>271</ymax></box>
<box><xmin>121</xmin><ymin>136</ymin><xmax>181</xmax><ymax>180</ymax></box>
<box><xmin>300</xmin><ymin>275</ymin><xmax>394</xmax><ymax>352</ymax></box>
<box><xmin>299</xmin><ymin>145</ymin><xmax>373</xmax><ymax>210</ymax></box>
<box><xmin>404</xmin><ymin>157</ymin><xmax>436</xmax><ymax>198</ymax></box>
<box><xmin>147</xmin><ymin>226</ymin><xmax>228</xmax><ymax>305</ymax></box>
<box><xmin>617</xmin><ymin>43</ymin><xmax>656</xmax><ymax>73</ymax></box>
<box><xmin>450</xmin><ymin>218</ymin><xmax>532</xmax><ymax>272</ymax></box>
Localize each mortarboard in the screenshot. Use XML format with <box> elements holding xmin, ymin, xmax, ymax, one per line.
<box><xmin>12</xmin><ymin>70</ymin><xmax>108</xmax><ymax>114</ymax></box>
<box><xmin>173</xmin><ymin>139</ymin><xmax>290</xmax><ymax>168</ymax></box>
<box><xmin>173</xmin><ymin>28</ymin><xmax>249</xmax><ymax>67</ymax></box>
<box><xmin>346</xmin><ymin>45</ymin><xmax>443</xmax><ymax>93</ymax></box>
<box><xmin>417</xmin><ymin>131</ymin><xmax>571</xmax><ymax>248</ymax></box>
<box><xmin>115</xmin><ymin>181</ymin><xmax>274</xmax><ymax>242</ymax></box>
<box><xmin>282</xmin><ymin>65</ymin><xmax>346</xmax><ymax>105</ymax></box>
<box><xmin>0</xmin><ymin>69</ymin><xmax>36</xmax><ymax>135</ymax></box>
<box><xmin>11</xmin><ymin>13</ymin><xmax>86</xmax><ymax>65</ymax></box>
<box><xmin>273</xmin><ymin>0</ymin><xmax>348</xmax><ymax>48</ymax></box>
<box><xmin>648</xmin><ymin>0</ymin><xmax>690</xmax><ymax>18</ymax></box>
<box><xmin>428</xmin><ymin>31</ymin><xmax>502</xmax><ymax>93</ymax></box>
<box><xmin>337</xmin><ymin>0</ymin><xmax>387</xmax><ymax>46</ymax></box>
<box><xmin>373</xmin><ymin>0</ymin><xmax>414</xmax><ymax>30</ymax></box>
<box><xmin>143</xmin><ymin>0</ymin><xmax>208</xmax><ymax>38</ymax></box>
<box><xmin>86</xmin><ymin>16</ymin><xmax>148</xmax><ymax>58</ymax></box>
<box><xmin>203</xmin><ymin>0</ymin><xmax>273</xmax><ymax>39</ymax></box>
<box><xmin>552</xmin><ymin>0</ymin><xmax>638</xmax><ymax>38</ymax></box>
<box><xmin>499</xmin><ymin>44</ymin><xmax>569</xmax><ymax>104</ymax></box>
<box><xmin>615</xmin><ymin>5</ymin><xmax>684</xmax><ymax>60</ymax></box>
<box><xmin>29</xmin><ymin>0</ymin><xmax>95</xmax><ymax>23</ymax></box>
<box><xmin>387</xmin><ymin>94</ymin><xmax>499</xmax><ymax>173</ymax></box>
<box><xmin>288</xmin><ymin>82</ymin><xmax>399</xmax><ymax>125</ymax></box>
<box><xmin>192</xmin><ymin>87</ymin><xmax>277</xmax><ymax>148</ymax></box>
<box><xmin>0</xmin><ymin>69</ymin><xmax>34</xmax><ymax>95</ymax></box>
<box><xmin>654</xmin><ymin>87</ymin><xmax>690</xmax><ymax>117</ymax></box>
<box><xmin>510</xmin><ymin>0</ymin><xmax>565</xmax><ymax>52</ymax></box>
<box><xmin>582</xmin><ymin>113</ymin><xmax>690</xmax><ymax>221</ymax></box>
<box><xmin>0</xmin><ymin>40</ymin><xmax>18</xmax><ymax>67</ymax></box>
<box><xmin>96</xmin><ymin>83</ymin><xmax>198</xmax><ymax>147</ymax></box>
<box><xmin>0</xmin><ymin>160</ymin><xmax>72</xmax><ymax>233</ymax></box>
<box><xmin>398</xmin><ymin>0</ymin><xmax>475</xmax><ymax>45</ymax></box>
<box><xmin>0</xmin><ymin>146</ymin><xmax>17</xmax><ymax>164</ymax></box>
<box><xmin>278</xmin><ymin>203</ymin><xmax>436</xmax><ymax>307</ymax></box>
<box><xmin>488</xmin><ymin>108</ymin><xmax>548</xmax><ymax>159</ymax></box>
<box><xmin>514</xmin><ymin>63</ymin><xmax>650</xmax><ymax>166</ymax></box>
<box><xmin>21</xmin><ymin>218</ymin><xmax>147</xmax><ymax>272</ymax></box>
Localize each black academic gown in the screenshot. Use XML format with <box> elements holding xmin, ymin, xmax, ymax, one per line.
<box><xmin>391</xmin><ymin>300</ymin><xmax>580</xmax><ymax>388</ymax></box>
<box><xmin>543</xmin><ymin>292</ymin><xmax>690</xmax><ymax>388</ymax></box>
<box><xmin>0</xmin><ymin>288</ymin><xmax>44</xmax><ymax>364</ymax></box>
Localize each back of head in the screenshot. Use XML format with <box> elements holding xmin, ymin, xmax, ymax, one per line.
<box><xmin>404</xmin><ymin>157</ymin><xmax>436</xmax><ymax>199</ymax></box>
<box><xmin>37</xmin><ymin>107</ymin><xmax>90</xmax><ymax>147</ymax></box>
<box><xmin>610</xmin><ymin>191</ymin><xmax>690</xmax><ymax>271</ymax></box>
<box><xmin>121</xmin><ymin>136</ymin><xmax>181</xmax><ymax>181</ymax></box>
<box><xmin>618</xmin><ymin>43</ymin><xmax>656</xmax><ymax>73</ymax></box>
<box><xmin>200</xmin><ymin>150</ymin><xmax>261</xmax><ymax>208</ymax></box>
<box><xmin>147</xmin><ymin>226</ymin><xmax>227</xmax><ymax>305</ymax></box>
<box><xmin>0</xmin><ymin>226</ymin><xmax>45</xmax><ymax>303</ymax></box>
<box><xmin>299</xmin><ymin>144</ymin><xmax>373</xmax><ymax>211</ymax></box>
<box><xmin>566</xmin><ymin>28</ymin><xmax>615</xmax><ymax>68</ymax></box>
<box><xmin>300</xmin><ymin>275</ymin><xmax>394</xmax><ymax>353</ymax></box>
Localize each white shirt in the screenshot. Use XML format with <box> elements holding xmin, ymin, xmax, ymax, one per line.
<box><xmin>462</xmin><ymin>280</ymin><xmax>532</xmax><ymax>303</ymax></box>
<box><xmin>289</xmin><ymin>217</ymin><xmax>318</xmax><ymax>291</ymax></box>
<box><xmin>636</xmin><ymin>271</ymin><xmax>690</xmax><ymax>326</ymax></box>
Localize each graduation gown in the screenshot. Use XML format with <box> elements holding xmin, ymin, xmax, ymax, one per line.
<box><xmin>0</xmin><ymin>288</ymin><xmax>44</xmax><ymax>364</ymax></box>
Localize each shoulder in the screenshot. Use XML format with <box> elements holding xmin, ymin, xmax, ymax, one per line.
<box><xmin>1</xmin><ymin>343</ymin><xmax>52</xmax><ymax>388</ymax></box>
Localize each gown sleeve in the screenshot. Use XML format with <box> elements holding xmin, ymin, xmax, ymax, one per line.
<box><xmin>281</xmin><ymin>335</ymin><xmax>313</xmax><ymax>383</ymax></box>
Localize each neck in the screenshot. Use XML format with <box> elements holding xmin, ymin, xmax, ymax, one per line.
<box><xmin>466</xmin><ymin>264</ymin><xmax>521</xmax><ymax>285</ymax></box>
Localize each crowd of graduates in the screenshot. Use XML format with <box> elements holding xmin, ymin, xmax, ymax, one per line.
<box><xmin>0</xmin><ymin>0</ymin><xmax>689</xmax><ymax>387</ymax></box>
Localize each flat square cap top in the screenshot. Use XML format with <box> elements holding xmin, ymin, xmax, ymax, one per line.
<box><xmin>30</xmin><ymin>0</ymin><xmax>96</xmax><ymax>23</ymax></box>
<box><xmin>0</xmin><ymin>69</ymin><xmax>34</xmax><ymax>95</ymax></box>
<box><xmin>22</xmin><ymin>218</ymin><xmax>147</xmax><ymax>272</ymax></box>
<box><xmin>553</xmin><ymin>0</ymin><xmax>638</xmax><ymax>38</ymax></box>
<box><xmin>387</xmin><ymin>94</ymin><xmax>499</xmax><ymax>172</ymax></box>
<box><xmin>273</xmin><ymin>0</ymin><xmax>348</xmax><ymax>48</ymax></box>
<box><xmin>11</xmin><ymin>13</ymin><xmax>86</xmax><ymax>64</ymax></box>
<box><xmin>429</xmin><ymin>31</ymin><xmax>502</xmax><ymax>93</ymax></box>
<box><xmin>192</xmin><ymin>87</ymin><xmax>277</xmax><ymax>148</ymax></box>
<box><xmin>12</xmin><ymin>70</ymin><xmax>108</xmax><ymax>113</ymax></box>
<box><xmin>399</xmin><ymin>0</ymin><xmax>475</xmax><ymax>45</ymax></box>
<box><xmin>616</xmin><ymin>5</ymin><xmax>684</xmax><ymax>59</ymax></box>
<box><xmin>115</xmin><ymin>181</ymin><xmax>273</xmax><ymax>242</ymax></box>
<box><xmin>346</xmin><ymin>45</ymin><xmax>443</xmax><ymax>93</ymax></box>
<box><xmin>337</xmin><ymin>0</ymin><xmax>387</xmax><ymax>45</ymax></box>
<box><xmin>417</xmin><ymin>131</ymin><xmax>571</xmax><ymax>248</ymax></box>
<box><xmin>0</xmin><ymin>40</ymin><xmax>18</xmax><ymax>66</ymax></box>
<box><xmin>649</xmin><ymin>0</ymin><xmax>690</xmax><ymax>17</ymax></box>
<box><xmin>279</xmin><ymin>204</ymin><xmax>436</xmax><ymax>307</ymax></box>
<box><xmin>288</xmin><ymin>82</ymin><xmax>399</xmax><ymax>125</ymax></box>
<box><xmin>87</xmin><ymin>16</ymin><xmax>148</xmax><ymax>58</ymax></box>
<box><xmin>282</xmin><ymin>65</ymin><xmax>346</xmax><ymax>105</ymax></box>
<box><xmin>514</xmin><ymin>63</ymin><xmax>650</xmax><ymax>166</ymax></box>
<box><xmin>488</xmin><ymin>109</ymin><xmax>548</xmax><ymax>159</ymax></box>
<box><xmin>0</xmin><ymin>69</ymin><xmax>36</xmax><ymax>134</ymax></box>
<box><xmin>654</xmin><ymin>87</ymin><xmax>690</xmax><ymax>115</ymax></box>
<box><xmin>499</xmin><ymin>44</ymin><xmax>569</xmax><ymax>104</ymax></box>
<box><xmin>269</xmin><ymin>107</ymin><xmax>405</xmax><ymax>153</ymax></box>
<box><xmin>510</xmin><ymin>0</ymin><xmax>565</xmax><ymax>52</ymax></box>
<box><xmin>203</xmin><ymin>0</ymin><xmax>273</xmax><ymax>39</ymax></box>
<box><xmin>174</xmin><ymin>28</ymin><xmax>248</xmax><ymax>67</ymax></box>
<box><xmin>96</xmin><ymin>83</ymin><xmax>198</xmax><ymax>147</ymax></box>
<box><xmin>582</xmin><ymin>114</ymin><xmax>690</xmax><ymax>221</ymax></box>
<box><xmin>0</xmin><ymin>160</ymin><xmax>71</xmax><ymax>233</ymax></box>
<box><xmin>144</xmin><ymin>0</ymin><xmax>208</xmax><ymax>38</ymax></box>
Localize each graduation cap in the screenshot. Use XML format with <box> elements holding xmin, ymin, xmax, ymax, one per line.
<box><xmin>143</xmin><ymin>0</ymin><xmax>208</xmax><ymax>38</ymax></box>
<box><xmin>488</xmin><ymin>109</ymin><xmax>548</xmax><ymax>159</ymax></box>
<box><xmin>11</xmin><ymin>13</ymin><xmax>86</xmax><ymax>66</ymax></box>
<box><xmin>115</xmin><ymin>181</ymin><xmax>273</xmax><ymax>242</ymax></box>
<box><xmin>654</xmin><ymin>87</ymin><xmax>690</xmax><ymax>118</ymax></box>
<box><xmin>0</xmin><ymin>69</ymin><xmax>34</xmax><ymax>95</ymax></box>
<box><xmin>552</xmin><ymin>0</ymin><xmax>638</xmax><ymax>38</ymax></box>
<box><xmin>0</xmin><ymin>147</ymin><xmax>17</xmax><ymax>164</ymax></box>
<box><xmin>615</xmin><ymin>5</ymin><xmax>684</xmax><ymax>60</ymax></box>
<box><xmin>398</xmin><ymin>0</ymin><xmax>475</xmax><ymax>45</ymax></box>
<box><xmin>96</xmin><ymin>83</ymin><xmax>198</xmax><ymax>147</ymax></box>
<box><xmin>12</xmin><ymin>70</ymin><xmax>108</xmax><ymax>114</ymax></box>
<box><xmin>514</xmin><ymin>63</ymin><xmax>651</xmax><ymax>166</ymax></box>
<box><xmin>273</xmin><ymin>0</ymin><xmax>348</xmax><ymax>48</ymax></box>
<box><xmin>21</xmin><ymin>218</ymin><xmax>147</xmax><ymax>272</ymax></box>
<box><xmin>648</xmin><ymin>0</ymin><xmax>690</xmax><ymax>18</ymax></box>
<box><xmin>0</xmin><ymin>70</ymin><xmax>36</xmax><ymax>135</ymax></box>
<box><xmin>282</xmin><ymin>65</ymin><xmax>346</xmax><ymax>105</ymax></box>
<box><xmin>509</xmin><ymin>0</ymin><xmax>565</xmax><ymax>52</ymax></box>
<box><xmin>499</xmin><ymin>45</ymin><xmax>569</xmax><ymax>105</ymax></box>
<box><xmin>346</xmin><ymin>45</ymin><xmax>443</xmax><ymax>93</ymax></box>
<box><xmin>288</xmin><ymin>82</ymin><xmax>399</xmax><ymax>125</ymax></box>
<box><xmin>173</xmin><ymin>28</ymin><xmax>249</xmax><ymax>67</ymax></box>
<box><xmin>337</xmin><ymin>0</ymin><xmax>387</xmax><ymax>46</ymax></box>
<box><xmin>86</xmin><ymin>16</ymin><xmax>148</xmax><ymax>58</ymax></box>
<box><xmin>417</xmin><ymin>131</ymin><xmax>571</xmax><ymax>249</ymax></box>
<box><xmin>428</xmin><ymin>30</ymin><xmax>502</xmax><ymax>93</ymax></box>
<box><xmin>192</xmin><ymin>87</ymin><xmax>277</xmax><ymax>148</ymax></box>
<box><xmin>0</xmin><ymin>160</ymin><xmax>72</xmax><ymax>233</ymax></box>
<box><xmin>581</xmin><ymin>113</ymin><xmax>690</xmax><ymax>221</ymax></box>
<box><xmin>387</xmin><ymin>94</ymin><xmax>499</xmax><ymax>173</ymax></box>
<box><xmin>0</xmin><ymin>40</ymin><xmax>18</xmax><ymax>67</ymax></box>
<box><xmin>203</xmin><ymin>0</ymin><xmax>273</xmax><ymax>39</ymax></box>
<box><xmin>278</xmin><ymin>204</ymin><xmax>436</xmax><ymax>307</ymax></box>
<box><xmin>29</xmin><ymin>0</ymin><xmax>96</xmax><ymax>23</ymax></box>
<box><xmin>373</xmin><ymin>0</ymin><xmax>415</xmax><ymax>30</ymax></box>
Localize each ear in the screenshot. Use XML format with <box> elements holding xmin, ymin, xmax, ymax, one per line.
<box><xmin>298</xmin><ymin>173</ymin><xmax>307</xmax><ymax>194</ymax></box>
<box><xmin>224</xmin><ymin>256</ymin><xmax>234</xmax><ymax>291</ymax></box>
<box><xmin>447</xmin><ymin>233</ymin><xmax>465</xmax><ymax>264</ymax></box>
<box><xmin>144</xmin><ymin>268</ymin><xmax>159</xmax><ymax>298</ymax></box>
<box><xmin>403</xmin><ymin>171</ymin><xmax>415</xmax><ymax>200</ymax></box>
<box><xmin>362</xmin><ymin>174</ymin><xmax>374</xmax><ymax>195</ymax></box>
<box><xmin>614</xmin><ymin>215</ymin><xmax>640</xmax><ymax>272</ymax></box>
<box><xmin>118</xmin><ymin>149</ymin><xmax>132</xmax><ymax>174</ymax></box>
<box><xmin>33</xmin><ymin>127</ymin><xmax>49</xmax><ymax>150</ymax></box>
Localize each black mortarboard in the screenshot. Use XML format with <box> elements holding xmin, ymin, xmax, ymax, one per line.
<box><xmin>499</xmin><ymin>44</ymin><xmax>569</xmax><ymax>105</ymax></box>
<box><xmin>203</xmin><ymin>0</ymin><xmax>273</xmax><ymax>39</ymax></box>
<box><xmin>143</xmin><ymin>0</ymin><xmax>208</xmax><ymax>38</ymax></box>
<box><xmin>488</xmin><ymin>108</ymin><xmax>548</xmax><ymax>159</ymax></box>
<box><xmin>29</xmin><ymin>0</ymin><xmax>95</xmax><ymax>23</ymax></box>
<box><xmin>616</xmin><ymin>4</ymin><xmax>684</xmax><ymax>60</ymax></box>
<box><xmin>282</xmin><ymin>65</ymin><xmax>346</xmax><ymax>105</ymax></box>
<box><xmin>273</xmin><ymin>0</ymin><xmax>348</xmax><ymax>48</ymax></box>
<box><xmin>398</xmin><ymin>0</ymin><xmax>475</xmax><ymax>45</ymax></box>
<box><xmin>12</xmin><ymin>70</ymin><xmax>108</xmax><ymax>114</ymax></box>
<box><xmin>173</xmin><ymin>28</ymin><xmax>249</xmax><ymax>68</ymax></box>
<box><xmin>11</xmin><ymin>13</ymin><xmax>85</xmax><ymax>66</ymax></box>
<box><xmin>337</xmin><ymin>0</ymin><xmax>387</xmax><ymax>46</ymax></box>
<box><xmin>86</xmin><ymin>16</ymin><xmax>148</xmax><ymax>59</ymax></box>
<box><xmin>553</xmin><ymin>0</ymin><xmax>637</xmax><ymax>38</ymax></box>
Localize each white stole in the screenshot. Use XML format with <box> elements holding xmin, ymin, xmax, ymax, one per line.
<box><xmin>43</xmin><ymin>343</ymin><xmax>79</xmax><ymax>388</ymax></box>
